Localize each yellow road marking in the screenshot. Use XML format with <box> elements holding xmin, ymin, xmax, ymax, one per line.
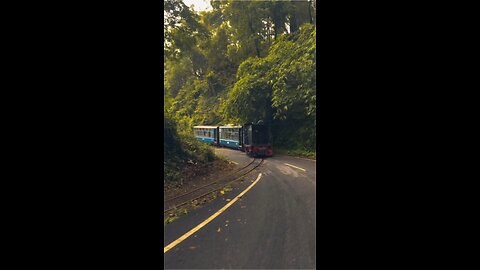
<box><xmin>164</xmin><ymin>173</ymin><xmax>263</xmax><ymax>253</ymax></box>
<box><xmin>284</xmin><ymin>163</ymin><xmax>306</xmax><ymax>172</ymax></box>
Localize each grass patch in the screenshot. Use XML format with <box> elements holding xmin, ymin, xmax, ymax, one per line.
<box><xmin>275</xmin><ymin>147</ymin><xmax>316</xmax><ymax>160</ymax></box>
<box><xmin>215</xmin><ymin>154</ymin><xmax>230</xmax><ymax>163</ymax></box>
<box><xmin>164</xmin><ymin>206</ymin><xmax>190</xmax><ymax>225</ymax></box>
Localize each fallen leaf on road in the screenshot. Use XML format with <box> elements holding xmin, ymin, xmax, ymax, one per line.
<box><xmin>217</xmin><ymin>227</ymin><xmax>221</xmax><ymax>232</ymax></box>
<box><xmin>226</xmin><ymin>199</ymin><xmax>231</xmax><ymax>202</ymax></box>
<box><xmin>241</xmin><ymin>205</ymin><xmax>247</xmax><ymax>208</ymax></box>
<box><xmin>188</xmin><ymin>246</ymin><xmax>196</xmax><ymax>250</ymax></box>
<box><xmin>220</xmin><ymin>190</ymin><xmax>225</xmax><ymax>195</ymax></box>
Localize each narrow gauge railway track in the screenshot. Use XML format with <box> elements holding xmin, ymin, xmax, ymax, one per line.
<box><xmin>164</xmin><ymin>158</ymin><xmax>256</xmax><ymax>203</ymax></box>
<box><xmin>164</xmin><ymin>158</ymin><xmax>264</xmax><ymax>214</ymax></box>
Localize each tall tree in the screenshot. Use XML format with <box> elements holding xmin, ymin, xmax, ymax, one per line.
<box><xmin>287</xmin><ymin>0</ymin><xmax>312</xmax><ymax>33</ymax></box>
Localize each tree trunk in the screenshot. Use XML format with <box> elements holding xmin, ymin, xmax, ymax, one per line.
<box><xmin>289</xmin><ymin>0</ymin><xmax>298</xmax><ymax>33</ymax></box>
<box><xmin>247</xmin><ymin>16</ymin><xmax>261</xmax><ymax>57</ymax></box>
<box><xmin>289</xmin><ymin>14</ymin><xmax>298</xmax><ymax>33</ymax></box>
<box><xmin>308</xmin><ymin>0</ymin><xmax>313</xmax><ymax>24</ymax></box>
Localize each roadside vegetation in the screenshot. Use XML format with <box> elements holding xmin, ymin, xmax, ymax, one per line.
<box><xmin>164</xmin><ymin>111</ymin><xmax>216</xmax><ymax>184</ymax></box>
<box><xmin>274</xmin><ymin>147</ymin><xmax>316</xmax><ymax>160</ymax></box>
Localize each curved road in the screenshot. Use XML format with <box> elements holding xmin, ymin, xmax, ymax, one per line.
<box><xmin>164</xmin><ymin>148</ymin><xmax>316</xmax><ymax>269</ymax></box>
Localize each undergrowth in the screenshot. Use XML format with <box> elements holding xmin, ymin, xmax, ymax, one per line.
<box><xmin>274</xmin><ymin>147</ymin><xmax>316</xmax><ymax>159</ymax></box>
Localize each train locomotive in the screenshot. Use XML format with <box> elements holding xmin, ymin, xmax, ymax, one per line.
<box><xmin>193</xmin><ymin>122</ymin><xmax>273</xmax><ymax>157</ymax></box>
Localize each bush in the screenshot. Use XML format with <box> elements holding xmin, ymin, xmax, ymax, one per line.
<box><xmin>164</xmin><ymin>113</ymin><xmax>217</xmax><ymax>183</ymax></box>
<box><xmin>180</xmin><ymin>134</ymin><xmax>215</xmax><ymax>163</ymax></box>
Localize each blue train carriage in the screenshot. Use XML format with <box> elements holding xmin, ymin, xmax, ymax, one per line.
<box><xmin>193</xmin><ymin>126</ymin><xmax>218</xmax><ymax>145</ymax></box>
<box><xmin>242</xmin><ymin>122</ymin><xmax>273</xmax><ymax>157</ymax></box>
<box><xmin>218</xmin><ymin>125</ymin><xmax>243</xmax><ymax>150</ymax></box>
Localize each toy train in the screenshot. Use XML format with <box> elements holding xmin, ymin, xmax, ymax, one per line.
<box><xmin>193</xmin><ymin>122</ymin><xmax>273</xmax><ymax>157</ymax></box>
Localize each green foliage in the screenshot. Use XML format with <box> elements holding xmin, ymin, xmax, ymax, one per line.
<box><xmin>164</xmin><ymin>112</ymin><xmax>185</xmax><ymax>160</ymax></box>
<box><xmin>274</xmin><ymin>147</ymin><xmax>316</xmax><ymax>160</ymax></box>
<box><xmin>165</xmin><ymin>57</ymin><xmax>193</xmax><ymax>97</ymax></box>
<box><xmin>223</xmin><ymin>24</ymin><xmax>316</xmax><ymax>151</ymax></box>
<box><xmin>269</xmin><ymin>24</ymin><xmax>316</xmax><ymax>120</ymax></box>
<box><xmin>164</xmin><ymin>0</ymin><xmax>208</xmax><ymax>60</ymax></box>
<box><xmin>164</xmin><ymin>1</ymin><xmax>317</xmax><ymax>164</ymax></box>
<box><xmin>223</xmin><ymin>57</ymin><xmax>273</xmax><ymax>124</ymax></box>
<box><xmin>180</xmin><ymin>134</ymin><xmax>215</xmax><ymax>163</ymax></box>
<box><xmin>164</xmin><ymin>111</ymin><xmax>215</xmax><ymax>183</ymax></box>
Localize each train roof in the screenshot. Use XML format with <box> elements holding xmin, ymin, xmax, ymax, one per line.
<box><xmin>193</xmin><ymin>125</ymin><xmax>218</xmax><ymax>129</ymax></box>
<box><xmin>219</xmin><ymin>125</ymin><xmax>242</xmax><ymax>128</ymax></box>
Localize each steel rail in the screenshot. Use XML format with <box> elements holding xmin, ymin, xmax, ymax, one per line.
<box><xmin>164</xmin><ymin>158</ymin><xmax>264</xmax><ymax>214</ymax></box>
<box><xmin>164</xmin><ymin>158</ymin><xmax>256</xmax><ymax>203</ymax></box>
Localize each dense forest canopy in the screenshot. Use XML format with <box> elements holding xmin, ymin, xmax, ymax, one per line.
<box><xmin>164</xmin><ymin>0</ymin><xmax>316</xmax><ymax>154</ymax></box>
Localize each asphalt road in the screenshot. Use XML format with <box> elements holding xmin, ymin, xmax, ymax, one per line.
<box><xmin>164</xmin><ymin>148</ymin><xmax>316</xmax><ymax>269</ymax></box>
